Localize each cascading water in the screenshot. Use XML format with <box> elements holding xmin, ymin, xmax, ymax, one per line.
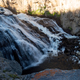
<box><xmin>0</xmin><ymin>7</ymin><xmax>80</xmax><ymax>74</ymax></box>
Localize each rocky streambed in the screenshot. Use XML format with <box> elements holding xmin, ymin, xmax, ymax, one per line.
<box><xmin>0</xmin><ymin>7</ymin><xmax>80</xmax><ymax>80</ymax></box>
<box><xmin>0</xmin><ymin>57</ymin><xmax>80</xmax><ymax>80</ymax></box>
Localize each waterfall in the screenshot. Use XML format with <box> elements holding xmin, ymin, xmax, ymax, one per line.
<box><xmin>0</xmin><ymin>8</ymin><xmax>80</xmax><ymax>71</ymax></box>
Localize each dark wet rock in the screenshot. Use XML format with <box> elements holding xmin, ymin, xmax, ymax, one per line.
<box><xmin>0</xmin><ymin>57</ymin><xmax>22</xmax><ymax>75</ymax></box>
<box><xmin>0</xmin><ymin>7</ymin><xmax>4</xmax><ymax>14</ymax></box>
<box><xmin>36</xmin><ymin>18</ymin><xmax>61</xmax><ymax>34</ymax></box>
<box><xmin>22</xmin><ymin>54</ymin><xmax>80</xmax><ymax>75</ymax></box>
<box><xmin>0</xmin><ymin>51</ymin><xmax>4</xmax><ymax>57</ymax></box>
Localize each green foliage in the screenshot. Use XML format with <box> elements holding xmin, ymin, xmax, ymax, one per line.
<box><xmin>34</xmin><ymin>9</ymin><xmax>41</xmax><ymax>15</ymax></box>
<box><xmin>45</xmin><ymin>11</ymin><xmax>61</xmax><ymax>17</ymax></box>
<box><xmin>28</xmin><ymin>10</ymin><xmax>33</xmax><ymax>15</ymax></box>
<box><xmin>28</xmin><ymin>9</ymin><xmax>43</xmax><ymax>15</ymax></box>
<box><xmin>68</xmin><ymin>27</ymin><xmax>72</xmax><ymax>30</ymax></box>
<box><xmin>45</xmin><ymin>11</ymin><xmax>53</xmax><ymax>16</ymax></box>
<box><xmin>28</xmin><ymin>6</ymin><xmax>46</xmax><ymax>15</ymax></box>
<box><xmin>16</xmin><ymin>10</ymin><xmax>19</xmax><ymax>13</ymax></box>
<box><xmin>8</xmin><ymin>74</ymin><xmax>20</xmax><ymax>79</ymax></box>
<box><xmin>21</xmin><ymin>11</ymin><xmax>26</xmax><ymax>13</ymax></box>
<box><xmin>3</xmin><ymin>70</ymin><xmax>7</xmax><ymax>73</ymax></box>
<box><xmin>53</xmin><ymin>12</ymin><xmax>57</xmax><ymax>16</ymax></box>
<box><xmin>53</xmin><ymin>12</ymin><xmax>61</xmax><ymax>17</ymax></box>
<box><xmin>44</xmin><ymin>6</ymin><xmax>46</xmax><ymax>9</ymax></box>
<box><xmin>27</xmin><ymin>5</ymin><xmax>61</xmax><ymax>17</ymax></box>
<box><xmin>56</xmin><ymin>13</ymin><xmax>61</xmax><ymax>17</ymax></box>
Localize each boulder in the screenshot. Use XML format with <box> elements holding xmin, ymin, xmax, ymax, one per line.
<box><xmin>60</xmin><ymin>10</ymin><xmax>80</xmax><ymax>35</ymax></box>
<box><xmin>31</xmin><ymin>69</ymin><xmax>80</xmax><ymax>80</ymax></box>
<box><xmin>0</xmin><ymin>57</ymin><xmax>22</xmax><ymax>75</ymax></box>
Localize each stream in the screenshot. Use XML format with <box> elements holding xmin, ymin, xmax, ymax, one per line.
<box><xmin>0</xmin><ymin>7</ymin><xmax>80</xmax><ymax>74</ymax></box>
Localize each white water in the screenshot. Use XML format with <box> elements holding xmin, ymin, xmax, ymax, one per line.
<box><xmin>16</xmin><ymin>14</ymin><xmax>62</xmax><ymax>57</ymax></box>
<box><xmin>0</xmin><ymin>8</ymin><xmax>79</xmax><ymax>70</ymax></box>
<box><xmin>16</xmin><ymin>13</ymin><xmax>78</xmax><ymax>57</ymax></box>
<box><xmin>0</xmin><ymin>15</ymin><xmax>48</xmax><ymax>68</ymax></box>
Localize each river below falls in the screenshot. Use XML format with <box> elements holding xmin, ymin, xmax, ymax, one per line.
<box><xmin>0</xmin><ymin>7</ymin><xmax>80</xmax><ymax>75</ymax></box>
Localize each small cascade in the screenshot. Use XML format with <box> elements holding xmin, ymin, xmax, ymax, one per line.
<box><xmin>0</xmin><ymin>8</ymin><xmax>80</xmax><ymax>72</ymax></box>
<box><xmin>16</xmin><ymin>13</ymin><xmax>78</xmax><ymax>56</ymax></box>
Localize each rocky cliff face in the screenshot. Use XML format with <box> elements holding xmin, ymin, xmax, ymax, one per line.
<box><xmin>0</xmin><ymin>0</ymin><xmax>68</xmax><ymax>13</ymax></box>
